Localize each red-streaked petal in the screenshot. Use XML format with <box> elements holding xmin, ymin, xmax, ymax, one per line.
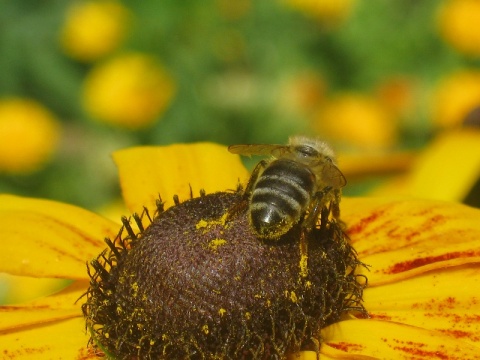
<box><xmin>341</xmin><ymin>197</ymin><xmax>480</xmax><ymax>285</ymax></box>
<box><xmin>1</xmin><ymin>317</ymin><xmax>95</xmax><ymax>359</ymax></box>
<box><xmin>365</xmin><ymin>264</ymin><xmax>480</xmax><ymax>345</ymax></box>
<box><xmin>0</xmin><ymin>195</ymin><xmax>118</xmax><ymax>279</ymax></box>
<box><xmin>321</xmin><ymin>319</ymin><xmax>480</xmax><ymax>359</ymax></box>
<box><xmin>113</xmin><ymin>143</ymin><xmax>249</xmax><ymax>214</ymax></box>
<box><xmin>0</xmin><ymin>280</ymin><xmax>88</xmax><ymax>332</ymax></box>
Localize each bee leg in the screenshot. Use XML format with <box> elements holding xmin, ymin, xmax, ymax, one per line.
<box><xmin>302</xmin><ymin>186</ymin><xmax>333</xmax><ymax>231</ymax></box>
<box><xmin>225</xmin><ymin>160</ymin><xmax>267</xmax><ymax>222</ymax></box>
<box><xmin>330</xmin><ymin>188</ymin><xmax>342</xmax><ymax>219</ymax></box>
<box><xmin>242</xmin><ymin>159</ymin><xmax>268</xmax><ymax>199</ymax></box>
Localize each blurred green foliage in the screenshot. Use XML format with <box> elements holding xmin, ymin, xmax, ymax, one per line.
<box><xmin>0</xmin><ymin>0</ymin><xmax>478</xmax><ymax>210</ymax></box>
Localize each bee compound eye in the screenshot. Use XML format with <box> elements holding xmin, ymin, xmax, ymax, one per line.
<box><xmin>295</xmin><ymin>145</ymin><xmax>318</xmax><ymax>158</ymax></box>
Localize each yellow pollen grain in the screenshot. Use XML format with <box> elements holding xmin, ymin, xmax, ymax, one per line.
<box><xmin>208</xmin><ymin>238</ymin><xmax>227</xmax><ymax>251</ymax></box>
<box><xmin>202</xmin><ymin>324</ymin><xmax>209</xmax><ymax>334</ymax></box>
<box><xmin>290</xmin><ymin>291</ymin><xmax>298</xmax><ymax>303</ymax></box>
<box><xmin>299</xmin><ymin>252</ymin><xmax>309</xmax><ymax>278</ymax></box>
<box><xmin>104</xmin><ymin>333</ymin><xmax>110</xmax><ymax>339</ymax></box>
<box><xmin>131</xmin><ymin>282</ymin><xmax>139</xmax><ymax>297</ymax></box>
<box><xmin>305</xmin><ymin>280</ymin><xmax>312</xmax><ymax>289</ymax></box>
<box><xmin>218</xmin><ymin>308</ymin><xmax>227</xmax><ymax>316</ymax></box>
<box><xmin>245</xmin><ymin>312</ymin><xmax>251</xmax><ymax>320</ymax></box>
<box><xmin>195</xmin><ymin>219</ymin><xmax>209</xmax><ymax>230</ymax></box>
<box><xmin>195</xmin><ymin>213</ymin><xmax>229</xmax><ymax>232</ymax></box>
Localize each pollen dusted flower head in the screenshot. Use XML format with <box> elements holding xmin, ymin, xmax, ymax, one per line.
<box><xmin>60</xmin><ymin>0</ymin><xmax>131</xmax><ymax>62</ymax></box>
<box><xmin>83</xmin><ymin>190</ymin><xmax>366</xmax><ymax>358</ymax></box>
<box><xmin>437</xmin><ymin>0</ymin><xmax>480</xmax><ymax>57</ymax></box>
<box><xmin>82</xmin><ymin>53</ymin><xmax>176</xmax><ymax>130</ymax></box>
<box><xmin>431</xmin><ymin>69</ymin><xmax>480</xmax><ymax>128</ymax></box>
<box><xmin>0</xmin><ymin>98</ymin><xmax>60</xmax><ymax>174</ymax></box>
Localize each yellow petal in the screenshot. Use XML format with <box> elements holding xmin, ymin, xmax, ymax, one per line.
<box><xmin>321</xmin><ymin>319</ymin><xmax>480</xmax><ymax>359</ymax></box>
<box><xmin>371</xmin><ymin>129</ymin><xmax>480</xmax><ymax>202</ymax></box>
<box><xmin>113</xmin><ymin>143</ymin><xmax>249</xmax><ymax>214</ymax></box>
<box><xmin>365</xmin><ymin>264</ymin><xmax>480</xmax><ymax>345</ymax></box>
<box><xmin>0</xmin><ymin>195</ymin><xmax>118</xmax><ymax>279</ymax></box>
<box><xmin>341</xmin><ymin>197</ymin><xmax>480</xmax><ymax>285</ymax></box>
<box><xmin>0</xmin><ymin>307</ymin><xmax>80</xmax><ymax>333</ymax></box>
<box><xmin>338</xmin><ymin>150</ymin><xmax>414</xmax><ymax>179</ymax></box>
<box><xmin>406</xmin><ymin>129</ymin><xmax>480</xmax><ymax>202</ymax></box>
<box><xmin>1</xmin><ymin>316</ymin><xmax>94</xmax><ymax>359</ymax></box>
<box><xmin>0</xmin><ymin>273</ymin><xmax>69</xmax><ymax>305</ymax></box>
<box><xmin>25</xmin><ymin>280</ymin><xmax>88</xmax><ymax>309</ymax></box>
<box><xmin>0</xmin><ymin>281</ymin><xmax>87</xmax><ymax>332</ymax></box>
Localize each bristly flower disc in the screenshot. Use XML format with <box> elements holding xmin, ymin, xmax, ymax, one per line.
<box><xmin>83</xmin><ymin>190</ymin><xmax>366</xmax><ymax>359</ymax></box>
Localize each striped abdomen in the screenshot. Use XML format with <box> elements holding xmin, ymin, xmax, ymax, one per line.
<box><xmin>250</xmin><ymin>159</ymin><xmax>316</xmax><ymax>239</ymax></box>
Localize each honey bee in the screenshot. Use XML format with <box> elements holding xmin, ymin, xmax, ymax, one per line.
<box><xmin>228</xmin><ymin>136</ymin><xmax>346</xmax><ymax>240</ymax></box>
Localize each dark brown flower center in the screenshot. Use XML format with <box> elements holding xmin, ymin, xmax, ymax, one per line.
<box><xmin>83</xmin><ymin>190</ymin><xmax>366</xmax><ymax>359</ymax></box>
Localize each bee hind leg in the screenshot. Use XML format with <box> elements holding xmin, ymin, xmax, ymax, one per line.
<box><xmin>302</xmin><ymin>186</ymin><xmax>333</xmax><ymax>231</ymax></box>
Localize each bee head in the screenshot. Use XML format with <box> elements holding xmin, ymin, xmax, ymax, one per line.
<box><xmin>289</xmin><ymin>136</ymin><xmax>337</xmax><ymax>163</ymax></box>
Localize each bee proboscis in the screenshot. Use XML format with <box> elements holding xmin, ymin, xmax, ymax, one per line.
<box><xmin>228</xmin><ymin>136</ymin><xmax>345</xmax><ymax>240</ymax></box>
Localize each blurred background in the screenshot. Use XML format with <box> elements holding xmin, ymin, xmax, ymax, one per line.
<box><xmin>1</xmin><ymin>0</ymin><xmax>480</xmax><ymax>303</ymax></box>
<box><xmin>2</xmin><ymin>0</ymin><xmax>480</xmax><ymax>208</ymax></box>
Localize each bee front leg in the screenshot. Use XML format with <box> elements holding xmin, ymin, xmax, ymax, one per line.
<box><xmin>330</xmin><ymin>188</ymin><xmax>342</xmax><ymax>219</ymax></box>
<box><xmin>302</xmin><ymin>186</ymin><xmax>333</xmax><ymax>232</ymax></box>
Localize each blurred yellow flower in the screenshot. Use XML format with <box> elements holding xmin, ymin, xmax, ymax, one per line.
<box><xmin>437</xmin><ymin>0</ymin><xmax>480</xmax><ymax>57</ymax></box>
<box><xmin>60</xmin><ymin>0</ymin><xmax>131</xmax><ymax>62</ymax></box>
<box><xmin>216</xmin><ymin>0</ymin><xmax>251</xmax><ymax>20</ymax></box>
<box><xmin>0</xmin><ymin>98</ymin><xmax>60</xmax><ymax>174</ymax></box>
<box><xmin>278</xmin><ymin>71</ymin><xmax>327</xmax><ymax>117</ymax></box>
<box><xmin>431</xmin><ymin>69</ymin><xmax>480</xmax><ymax>128</ymax></box>
<box><xmin>281</xmin><ymin>0</ymin><xmax>357</xmax><ymax>27</ymax></box>
<box><xmin>376</xmin><ymin>76</ymin><xmax>418</xmax><ymax>119</ymax></box>
<box><xmin>312</xmin><ymin>93</ymin><xmax>398</xmax><ymax>150</ymax></box>
<box><xmin>82</xmin><ymin>53</ymin><xmax>176</xmax><ymax>129</ymax></box>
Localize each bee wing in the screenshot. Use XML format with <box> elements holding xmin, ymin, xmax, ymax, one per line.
<box><xmin>321</xmin><ymin>162</ymin><xmax>347</xmax><ymax>188</ymax></box>
<box><xmin>228</xmin><ymin>144</ymin><xmax>290</xmax><ymax>158</ymax></box>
